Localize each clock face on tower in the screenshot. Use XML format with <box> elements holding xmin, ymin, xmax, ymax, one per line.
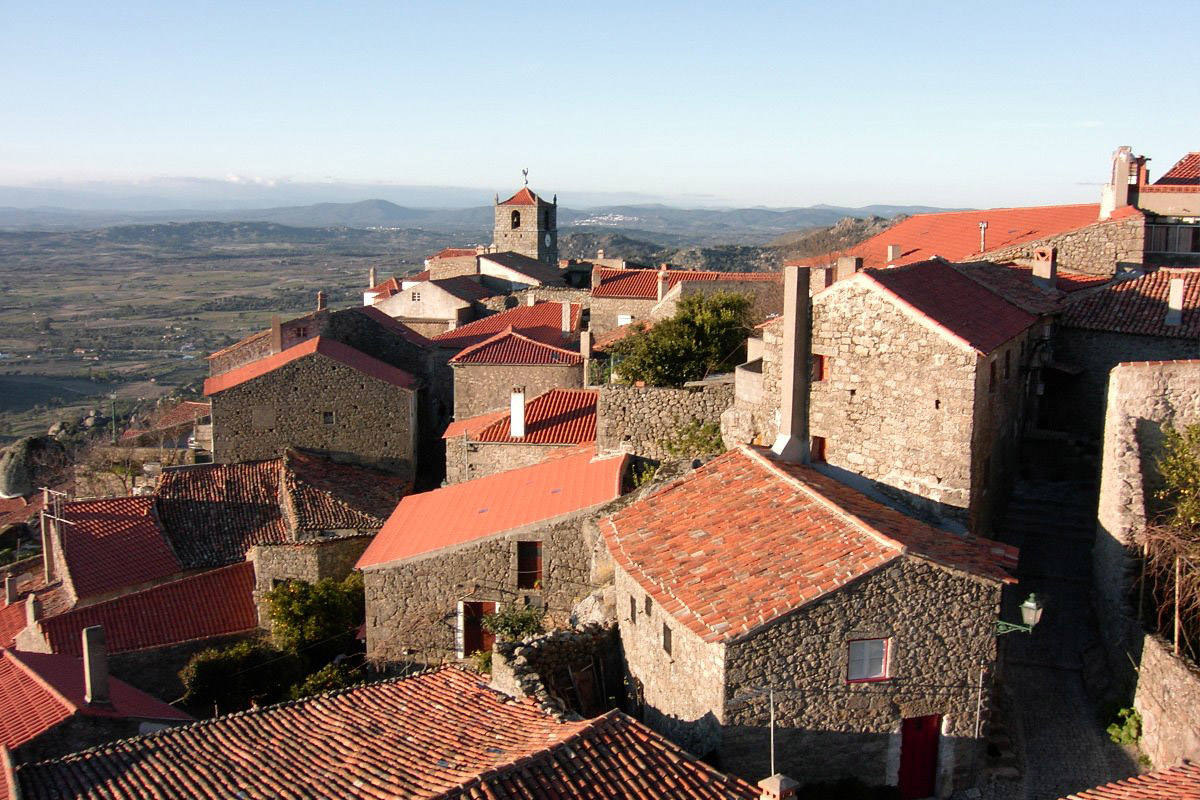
<box><xmin>545</xmin><ymin>233</ymin><xmax>551</xmax><ymax>247</ymax></box>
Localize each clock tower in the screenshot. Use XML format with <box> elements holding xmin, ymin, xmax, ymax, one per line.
<box><xmin>493</xmin><ymin>182</ymin><xmax>558</xmax><ymax>265</ymax></box>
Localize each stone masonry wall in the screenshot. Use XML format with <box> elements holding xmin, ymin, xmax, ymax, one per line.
<box><xmin>445</xmin><ymin>439</ymin><xmax>573</xmax><ymax>485</ymax></box>
<box><xmin>363</xmin><ymin>512</ymin><xmax>600</xmax><ymax>666</ymax></box>
<box><xmin>981</xmin><ymin>216</ymin><xmax>1144</xmax><ymax>277</ymax></box>
<box><xmin>211</xmin><ymin>353</ymin><xmax>417</xmax><ymax>480</ymax></box>
<box><xmin>1133</xmin><ymin>634</ymin><xmax>1200</xmax><ymax>768</ymax></box>
<box><xmin>723</xmin><ymin>558</ymin><xmax>1001</xmax><ymax>790</ymax></box>
<box><xmin>249</xmin><ymin>537</ymin><xmax>371</xmax><ymax>622</ymax></box>
<box><xmin>810</xmin><ymin>281</ymin><xmax>979</xmax><ymax>524</ymax></box>
<box><xmin>722</xmin><ymin>321</ymin><xmax>784</xmax><ymax>448</ymax></box>
<box><xmin>491</xmin><ymin>622</ymin><xmax>619</xmax><ymax>718</ymax></box>
<box><xmin>596</xmin><ymin>380</ymin><xmax>734</xmax><ymax>461</ymax></box>
<box><xmin>452</xmin><ymin>362</ymin><xmax>583</xmax><ymax>419</ymax></box>
<box><xmin>588</xmin><ymin>297</ymin><xmax>659</xmax><ymax>337</ymax></box>
<box><xmin>656</xmin><ymin>280</ymin><xmax>784</xmax><ymax>328</ymax></box>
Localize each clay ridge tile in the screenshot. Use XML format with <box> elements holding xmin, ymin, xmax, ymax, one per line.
<box><xmin>448</xmin><ymin>328</ymin><xmax>584</xmax><ymax>366</ymax></box>
<box><xmin>1061</xmin><ymin>268</ymin><xmax>1200</xmax><ymax>339</ymax></box>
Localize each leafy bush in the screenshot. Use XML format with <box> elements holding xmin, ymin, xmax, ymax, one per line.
<box><xmin>482</xmin><ymin>605</ymin><xmax>545</xmax><ymax>642</ymax></box>
<box><xmin>289</xmin><ymin>660</ymin><xmax>364</xmax><ymax>700</ymax></box>
<box><xmin>469</xmin><ymin>649</ymin><xmax>493</xmax><ymax>675</ymax></box>
<box><xmin>179</xmin><ymin>640</ymin><xmax>304</xmax><ymax>712</ymax></box>
<box><xmin>1107</xmin><ymin>707</ymin><xmax>1142</xmax><ymax>745</ymax></box>
<box><xmin>266</xmin><ymin>573</ymin><xmax>364</xmax><ymax>661</ymax></box>
<box><xmin>630</xmin><ymin>461</ymin><xmax>658</xmax><ymax>488</ymax></box>
<box><xmin>661</xmin><ymin>420</ymin><xmax>724</xmax><ymax>459</ymax></box>
<box><xmin>609</xmin><ymin>292</ymin><xmax>752</xmax><ymax>387</ymax></box>
<box><xmin>1156</xmin><ymin>424</ymin><xmax>1200</xmax><ymax>530</ymax></box>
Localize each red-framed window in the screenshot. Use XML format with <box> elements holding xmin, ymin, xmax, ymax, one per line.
<box><xmin>517</xmin><ymin>541</ymin><xmax>542</xmax><ymax>589</ymax></box>
<box><xmin>810</xmin><ymin>354</ymin><xmax>827</xmax><ymax>382</ymax></box>
<box><xmin>847</xmin><ymin>637</ymin><xmax>890</xmax><ymax>682</ymax></box>
<box><xmin>810</xmin><ymin>436</ymin><xmax>827</xmax><ymax>463</ymax></box>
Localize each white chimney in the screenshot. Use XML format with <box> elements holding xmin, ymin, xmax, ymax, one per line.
<box><xmin>886</xmin><ymin>244</ymin><xmax>902</xmax><ymax>262</ymax></box>
<box><xmin>82</xmin><ymin>625</ymin><xmax>110</xmax><ymax>705</ymax></box>
<box><xmin>657</xmin><ymin>269</ymin><xmax>669</xmax><ymax>301</ymax></box>
<box><xmin>3</xmin><ymin>575</ymin><xmax>15</xmax><ymax>606</ymax></box>
<box><xmin>596</xmin><ymin>248</ymin><xmax>605</xmax><ymax>259</ymax></box>
<box><xmin>580</xmin><ymin>329</ymin><xmax>592</xmax><ymax>359</ymax></box>
<box><xmin>560</xmin><ymin>301</ymin><xmax>572</xmax><ymax>333</ymax></box>
<box><xmin>1166</xmin><ymin>277</ymin><xmax>1185</xmax><ymax>326</ymax></box>
<box><xmin>979</xmin><ymin>221</ymin><xmax>988</xmax><ymax>253</ymax></box>
<box><xmin>758</xmin><ymin>774</ymin><xmax>799</xmax><ymax>800</ymax></box>
<box><xmin>835</xmin><ymin>256</ymin><xmax>862</xmax><ymax>283</ymax></box>
<box><xmin>526</xmin><ymin>294</ymin><xmax>537</xmax><ymax>306</ymax></box>
<box><xmin>1032</xmin><ymin>247</ymin><xmax>1058</xmax><ymax>290</ymax></box>
<box><xmin>770</xmin><ymin>265</ymin><xmax>812</xmax><ymax>464</ymax></box>
<box><xmin>368</xmin><ymin>266</ymin><xmax>377</xmax><ymax>288</ymax></box>
<box><xmin>510</xmin><ymin>387</ymin><xmax>526</xmax><ymax>438</ymax></box>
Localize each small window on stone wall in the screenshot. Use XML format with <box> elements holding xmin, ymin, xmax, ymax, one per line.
<box><xmin>644</xmin><ymin>595</ymin><xmax>653</xmax><ymax>616</ymax></box>
<box><xmin>810</xmin><ymin>354</ymin><xmax>826</xmax><ymax>382</ymax></box>
<box><xmin>517</xmin><ymin>541</ymin><xmax>542</xmax><ymax>589</ymax></box>
<box><xmin>1004</xmin><ymin>351</ymin><xmax>1011</xmax><ymax>380</ymax></box>
<box><xmin>322</xmin><ymin>411</ymin><xmax>335</xmax><ymax>426</ymax></box>
<box><xmin>629</xmin><ymin>595</ymin><xmax>637</xmax><ymax>621</ymax></box>
<box><xmin>662</xmin><ymin>623</ymin><xmax>673</xmax><ymax>656</ymax></box>
<box><xmin>810</xmin><ymin>436</ymin><xmax>826</xmax><ymax>463</ymax></box>
<box><xmin>411</xmin><ymin>291</ymin><xmax>421</xmax><ymax>302</ymax></box>
<box><xmin>511</xmin><ymin>210</ymin><xmax>521</xmax><ymax>229</ymax></box>
<box><xmin>989</xmin><ymin>362</ymin><xmax>997</xmax><ymax>393</ymax></box>
<box><xmin>847</xmin><ymin>638</ymin><xmax>889</xmax><ymax>682</ymax></box>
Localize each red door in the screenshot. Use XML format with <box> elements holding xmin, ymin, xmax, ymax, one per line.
<box><xmin>898</xmin><ymin>714</ymin><xmax>940</xmax><ymax>799</ymax></box>
<box><xmin>462</xmin><ymin>602</ymin><xmax>497</xmax><ymax>656</ymax></box>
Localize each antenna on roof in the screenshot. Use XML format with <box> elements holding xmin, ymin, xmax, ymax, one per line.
<box><xmin>522</xmin><ymin>168</ymin><xmax>529</xmax><ymax>186</ymax></box>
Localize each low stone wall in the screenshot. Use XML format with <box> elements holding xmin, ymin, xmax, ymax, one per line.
<box><xmin>596</xmin><ymin>378</ymin><xmax>734</xmax><ymax>460</ymax></box>
<box><xmin>445</xmin><ymin>439</ymin><xmax>571</xmax><ymax>485</ymax></box>
<box><xmin>1134</xmin><ymin>634</ymin><xmax>1200</xmax><ymax>768</ymax></box>
<box><xmin>491</xmin><ymin>622</ymin><xmax>619</xmax><ymax>718</ymax></box>
<box><xmin>982</xmin><ymin>215</ymin><xmax>1144</xmax><ymax>276</ymax></box>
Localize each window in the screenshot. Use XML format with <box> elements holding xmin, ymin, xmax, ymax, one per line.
<box><xmin>1004</xmin><ymin>351</ymin><xmax>1011</xmax><ymax>380</ymax></box>
<box><xmin>810</xmin><ymin>354</ymin><xmax>827</xmax><ymax>382</ymax></box>
<box><xmin>644</xmin><ymin>595</ymin><xmax>652</xmax><ymax>616</ymax></box>
<box><xmin>810</xmin><ymin>436</ymin><xmax>826</xmax><ymax>463</ymax></box>
<box><xmin>629</xmin><ymin>595</ymin><xmax>637</xmax><ymax>622</ymax></box>
<box><xmin>517</xmin><ymin>541</ymin><xmax>542</xmax><ymax>589</ymax></box>
<box><xmin>411</xmin><ymin>291</ymin><xmax>421</xmax><ymax>302</ymax></box>
<box><xmin>989</xmin><ymin>362</ymin><xmax>997</xmax><ymax>393</ymax></box>
<box><xmin>511</xmin><ymin>210</ymin><xmax>521</xmax><ymax>229</ymax></box>
<box><xmin>322</xmin><ymin>411</ymin><xmax>335</xmax><ymax>426</ymax></box>
<box><xmin>617</xmin><ymin>314</ymin><xmax>633</xmax><ymax>326</ymax></box>
<box><xmin>662</xmin><ymin>623</ymin><xmax>673</xmax><ymax>656</ymax></box>
<box><xmin>847</xmin><ymin>638</ymin><xmax>889</xmax><ymax>682</ymax></box>
<box><xmin>544</xmin><ymin>209</ymin><xmax>553</xmax><ymax>229</ymax></box>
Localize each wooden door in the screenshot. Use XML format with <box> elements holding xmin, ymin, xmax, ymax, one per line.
<box><xmin>462</xmin><ymin>601</ymin><xmax>497</xmax><ymax>656</ymax></box>
<box><xmin>898</xmin><ymin>714</ymin><xmax>940</xmax><ymax>799</ymax></box>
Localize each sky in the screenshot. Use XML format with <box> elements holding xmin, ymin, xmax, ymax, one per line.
<box><xmin>2</xmin><ymin>1</ymin><xmax>1198</xmax><ymax>209</ymax></box>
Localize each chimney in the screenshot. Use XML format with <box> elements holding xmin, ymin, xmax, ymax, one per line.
<box><xmin>510</xmin><ymin>387</ymin><xmax>526</xmax><ymax>438</ymax></box>
<box><xmin>886</xmin><ymin>244</ymin><xmax>902</xmax><ymax>263</ymax></box>
<box><xmin>25</xmin><ymin>593</ymin><xmax>40</xmax><ymax>627</ymax></box>
<box><xmin>1166</xmin><ymin>277</ymin><xmax>1185</xmax><ymax>326</ymax></box>
<box><xmin>758</xmin><ymin>774</ymin><xmax>799</xmax><ymax>800</ymax></box>
<box><xmin>561</xmin><ymin>301</ymin><xmax>572</xmax><ymax>333</ymax></box>
<box><xmin>82</xmin><ymin>625</ymin><xmax>110</xmax><ymax>705</ymax></box>
<box><xmin>596</xmin><ymin>248</ymin><xmax>605</xmax><ymax>259</ymax></box>
<box><xmin>580</xmin><ymin>329</ymin><xmax>593</xmax><ymax>359</ymax></box>
<box><xmin>4</xmin><ymin>575</ymin><xmax>16</xmax><ymax>606</ymax></box>
<box><xmin>771</xmin><ymin>265</ymin><xmax>812</xmax><ymax>464</ymax></box>
<box><xmin>835</xmin><ymin>256</ymin><xmax>862</xmax><ymax>283</ymax></box>
<box><xmin>527</xmin><ymin>294</ymin><xmax>537</xmax><ymax>306</ymax></box>
<box><xmin>1032</xmin><ymin>247</ymin><xmax>1058</xmax><ymax>290</ymax></box>
<box><xmin>979</xmin><ymin>221</ymin><xmax>988</xmax><ymax>253</ymax></box>
<box><xmin>270</xmin><ymin>314</ymin><xmax>283</xmax><ymax>354</ymax></box>
<box><xmin>368</xmin><ymin>266</ymin><xmax>377</xmax><ymax>288</ymax></box>
<box><xmin>316</xmin><ymin>290</ymin><xmax>326</xmax><ymax>311</ymax></box>
<box><xmin>657</xmin><ymin>269</ymin><xmax>669</xmax><ymax>301</ymax></box>
<box><xmin>40</xmin><ymin>498</ymin><xmax>55</xmax><ymax>584</ymax></box>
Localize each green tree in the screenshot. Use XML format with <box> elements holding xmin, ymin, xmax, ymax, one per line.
<box><xmin>482</xmin><ymin>605</ymin><xmax>545</xmax><ymax>642</ymax></box>
<box><xmin>266</xmin><ymin>573</ymin><xmax>364</xmax><ymax>661</ymax></box>
<box><xmin>1157</xmin><ymin>424</ymin><xmax>1200</xmax><ymax>530</ymax></box>
<box><xmin>289</xmin><ymin>661</ymin><xmax>364</xmax><ymax>700</ymax></box>
<box><xmin>178</xmin><ymin>640</ymin><xmax>304</xmax><ymax>712</ymax></box>
<box><xmin>610</xmin><ymin>292</ymin><xmax>752</xmax><ymax>387</ymax></box>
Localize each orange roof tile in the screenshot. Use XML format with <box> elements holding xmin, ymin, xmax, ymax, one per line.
<box><xmin>358</xmin><ymin>449</ymin><xmax>626</xmax><ymax>569</ymax></box>
<box><xmin>202</xmin><ymin>336</ymin><xmax>418</xmax><ymax>396</ymax></box>
<box><xmin>1061</xmin><ymin>763</ymin><xmax>1200</xmax><ymax>799</ymax></box>
<box><xmin>58</xmin><ymin>497</ymin><xmax>180</xmax><ymax>600</ymax></box>
<box><xmin>602</xmin><ymin>446</ymin><xmax>1016</xmax><ymax>643</ymax></box>
<box><xmin>1154</xmin><ymin>152</ymin><xmax>1200</xmax><ymax>186</ymax></box>
<box><xmin>430</xmin><ymin>248</ymin><xmax>480</xmax><ymax>259</ymax></box>
<box><xmin>591</xmin><ymin>267</ymin><xmax>779</xmax><ymax>299</ymax></box>
<box><xmin>593</xmin><ymin>319</ymin><xmax>654</xmax><ymax>351</ymax></box>
<box><xmin>790</xmin><ymin>204</ymin><xmax>1140</xmax><ymax>268</ymax></box>
<box><xmin>147</xmin><ymin>400</ymin><xmax>210</xmax><ymax>431</ymax></box>
<box><xmin>950</xmin><ymin>261</ymin><xmax>1108</xmax><ymax>315</ymax></box>
<box><xmin>11</xmin><ymin>666</ymin><xmax>757</xmax><ymax>800</ymax></box>
<box><xmin>39</xmin><ymin>562</ymin><xmax>258</xmax><ymax>656</ymax></box>
<box><xmin>498</xmin><ymin>187</ymin><xmax>541</xmax><ymax>206</ymax></box>
<box><xmin>473</xmin><ymin>388</ymin><xmax>597</xmax><ymax>444</ymax></box>
<box><xmin>432</xmin><ymin>301</ymin><xmax>581</xmax><ymax>351</ymax></box>
<box><xmin>1062</xmin><ymin>268</ymin><xmax>1200</xmax><ymax>339</ymax></box>
<box><xmin>442</xmin><ymin>409</ymin><xmax>509</xmax><ymax>440</ymax></box>
<box><xmin>478</xmin><ymin>251</ymin><xmax>565</xmax><ymax>285</ymax></box>
<box><xmin>448</xmin><ymin>328</ymin><xmax>584</xmax><ymax>366</ymax></box>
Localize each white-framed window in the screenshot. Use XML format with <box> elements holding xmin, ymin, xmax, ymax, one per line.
<box><xmin>847</xmin><ymin>637</ymin><xmax>889</xmax><ymax>682</ymax></box>
<box><xmin>617</xmin><ymin>314</ymin><xmax>633</xmax><ymax>326</ymax></box>
<box><xmin>411</xmin><ymin>291</ymin><xmax>421</xmax><ymax>302</ymax></box>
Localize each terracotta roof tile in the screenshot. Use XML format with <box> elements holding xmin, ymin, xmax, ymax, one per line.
<box><xmin>602</xmin><ymin>446</ymin><xmax>1016</xmax><ymax>644</ymax></box>
<box><xmin>431</xmin><ymin>248</ymin><xmax>480</xmax><ymax>260</ymax></box>
<box><xmin>1061</xmin><ymin>762</ymin><xmax>1200</xmax><ymax>799</ymax></box>
<box><xmin>203</xmin><ymin>336</ymin><xmax>418</xmax><ymax>396</ymax></box>
<box><xmin>593</xmin><ymin>319</ymin><xmax>654</xmax><ymax>351</ymax></box>
<box><xmin>1061</xmin><ymin>268</ymin><xmax>1200</xmax><ymax>339</ymax></box>
<box><xmin>39</xmin><ymin>562</ymin><xmax>258</xmax><ymax>656</ymax></box>
<box><xmin>479</xmin><ymin>251</ymin><xmax>565</xmax><ymax>286</ymax></box>
<box><xmin>473</xmin><ymin>388</ymin><xmax>597</xmax><ymax>444</ymax></box>
<box><xmin>498</xmin><ymin>187</ymin><xmax>541</xmax><ymax>206</ymax></box>
<box><xmin>442</xmin><ymin>409</ymin><xmax>509</xmax><ymax>440</ymax></box>
<box><xmin>282</xmin><ymin>449</ymin><xmax>412</xmax><ymax>534</ymax></box>
<box><xmin>790</xmin><ymin>204</ymin><xmax>1140</xmax><ymax>268</ymax></box>
<box><xmin>591</xmin><ymin>267</ymin><xmax>779</xmax><ymax>299</ymax></box>
<box><xmin>358</xmin><ymin>449</ymin><xmax>626</xmax><ymax>569</ymax></box>
<box><xmin>12</xmin><ymin>666</ymin><xmax>757</xmax><ymax>800</ymax></box>
<box><xmin>449</xmin><ymin>328</ymin><xmax>585</xmax><ymax>366</ymax></box>
<box><xmin>146</xmin><ymin>400</ymin><xmax>210</xmax><ymax>432</ymax></box>
<box><xmin>433</xmin><ymin>301</ymin><xmax>581</xmax><ymax>351</ymax></box>
<box><xmin>58</xmin><ymin>497</ymin><xmax>180</xmax><ymax>600</ymax></box>
<box><xmin>1154</xmin><ymin>152</ymin><xmax>1200</xmax><ymax>186</ymax></box>
<box><xmin>857</xmin><ymin>261</ymin><xmax>1038</xmax><ymax>353</ymax></box>
<box><xmin>429</xmin><ymin>275</ymin><xmax>498</xmax><ymax>302</ymax></box>
<box><xmin>950</xmin><ymin>261</ymin><xmax>1108</xmax><ymax>315</ymax></box>
<box><xmin>0</xmin><ymin>493</ymin><xmax>43</xmax><ymax>533</ymax></box>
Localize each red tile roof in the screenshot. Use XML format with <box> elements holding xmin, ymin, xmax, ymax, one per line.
<box><xmin>1061</xmin><ymin>763</ymin><xmax>1200</xmax><ymax>799</ymax></box>
<box><xmin>851</xmin><ymin>261</ymin><xmax>1038</xmax><ymax>353</ymax></box>
<box><xmin>1062</xmin><ymin>268</ymin><xmax>1200</xmax><ymax>339</ymax></box>
<box><xmin>591</xmin><ymin>267</ymin><xmax>779</xmax><ymax>299</ymax></box>
<box><xmin>432</xmin><ymin>301</ymin><xmax>581</xmax><ymax>351</ymax></box>
<box><xmin>58</xmin><ymin>497</ymin><xmax>180</xmax><ymax>600</ymax></box>
<box><xmin>472</xmin><ymin>388</ymin><xmax>597</xmax><ymax>444</ymax></box>
<box><xmin>602</xmin><ymin>446</ymin><xmax>1016</xmax><ymax>643</ymax></box>
<box><xmin>593</xmin><ymin>319</ymin><xmax>655</xmax><ymax>351</ymax></box>
<box><xmin>0</xmin><ymin>648</ymin><xmax>190</xmax><ymax>752</ymax></box>
<box><xmin>449</xmin><ymin>328</ymin><xmax>585</xmax><ymax>366</ymax></box>
<box><xmin>442</xmin><ymin>409</ymin><xmax>509</xmax><ymax>440</ymax></box>
<box><xmin>479</xmin><ymin>251</ymin><xmax>565</xmax><ymax>286</ymax></box>
<box><xmin>202</xmin><ymin>336</ymin><xmax>418</xmax><ymax>396</ymax></box>
<box><xmin>281</xmin><ymin>449</ymin><xmax>412</xmax><ymax>534</ymax></box>
<box><xmin>790</xmin><ymin>204</ymin><xmax>1141</xmax><ymax>268</ymax></box>
<box><xmin>147</xmin><ymin>400</ymin><xmax>210</xmax><ymax>432</ymax></box>
<box><xmin>11</xmin><ymin>666</ymin><xmax>757</xmax><ymax>800</ymax></box>
<box><xmin>949</xmin><ymin>261</ymin><xmax>1109</xmax><ymax>315</ymax></box>
<box><xmin>38</xmin><ymin>562</ymin><xmax>258</xmax><ymax>656</ymax></box>
<box><xmin>0</xmin><ymin>603</ymin><xmax>27</xmax><ymax>650</ymax></box>
<box><xmin>430</xmin><ymin>248</ymin><xmax>480</xmax><ymax>259</ymax></box>
<box><xmin>429</xmin><ymin>275</ymin><xmax>497</xmax><ymax>302</ymax></box>
<box><xmin>358</xmin><ymin>450</ymin><xmax>626</xmax><ymax>569</ymax></box>
<box><xmin>408</xmin><ymin>268</ymin><xmax>431</xmax><ymax>281</ymax></box>
<box><xmin>1154</xmin><ymin>152</ymin><xmax>1200</xmax><ymax>186</ymax></box>
<box><xmin>498</xmin><ymin>187</ymin><xmax>541</xmax><ymax>206</ymax></box>
<box><xmin>368</xmin><ymin>276</ymin><xmax>402</xmax><ymax>295</ymax></box>
<box><xmin>0</xmin><ymin>493</ymin><xmax>43</xmax><ymax>533</ymax></box>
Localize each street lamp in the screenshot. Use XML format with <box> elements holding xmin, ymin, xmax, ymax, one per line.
<box><xmin>996</xmin><ymin>593</ymin><xmax>1043</xmax><ymax>635</ymax></box>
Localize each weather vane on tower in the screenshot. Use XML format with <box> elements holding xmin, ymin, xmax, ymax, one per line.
<box><xmin>522</xmin><ymin>168</ymin><xmax>529</xmax><ymax>186</ymax></box>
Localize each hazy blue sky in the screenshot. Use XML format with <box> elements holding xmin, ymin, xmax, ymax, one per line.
<box><xmin>2</xmin><ymin>1</ymin><xmax>1197</xmax><ymax>208</ymax></box>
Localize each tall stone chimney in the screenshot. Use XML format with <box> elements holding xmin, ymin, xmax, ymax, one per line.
<box><xmin>580</xmin><ymin>329</ymin><xmax>592</xmax><ymax>359</ymax></box>
<box><xmin>1166</xmin><ymin>277</ymin><xmax>1185</xmax><ymax>326</ymax></box>
<box><xmin>560</xmin><ymin>301</ymin><xmax>572</xmax><ymax>334</ymax></box>
<box><xmin>596</xmin><ymin>248</ymin><xmax>605</xmax><ymax>259</ymax></box>
<box><xmin>835</xmin><ymin>257</ymin><xmax>862</xmax><ymax>283</ymax></box>
<box><xmin>1032</xmin><ymin>247</ymin><xmax>1058</xmax><ymax>290</ymax></box>
<box><xmin>757</xmin><ymin>774</ymin><xmax>799</xmax><ymax>800</ymax></box>
<box><xmin>4</xmin><ymin>575</ymin><xmax>16</xmax><ymax>606</ymax></box>
<box><xmin>316</xmin><ymin>290</ymin><xmax>326</xmax><ymax>311</ymax></box>
<box><xmin>771</xmin><ymin>265</ymin><xmax>812</xmax><ymax>464</ymax></box>
<box><xmin>656</xmin><ymin>269</ymin><xmax>669</xmax><ymax>301</ymax></box>
<box><xmin>368</xmin><ymin>266</ymin><xmax>377</xmax><ymax>288</ymax></box>
<box><xmin>510</xmin><ymin>387</ymin><xmax>526</xmax><ymax>439</ymax></box>
<box><xmin>40</xmin><ymin>498</ymin><xmax>56</xmax><ymax>584</ymax></box>
<box><xmin>979</xmin><ymin>221</ymin><xmax>988</xmax><ymax>253</ymax></box>
<box><xmin>886</xmin><ymin>244</ymin><xmax>902</xmax><ymax>262</ymax></box>
<box><xmin>25</xmin><ymin>593</ymin><xmax>40</xmax><ymax>627</ymax></box>
<box><xmin>269</xmin><ymin>314</ymin><xmax>283</xmax><ymax>354</ymax></box>
<box><xmin>82</xmin><ymin>625</ymin><xmax>110</xmax><ymax>705</ymax></box>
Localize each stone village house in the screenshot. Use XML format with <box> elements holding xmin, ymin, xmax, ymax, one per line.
<box><xmin>599</xmin><ymin>444</ymin><xmax>1017</xmax><ymax>797</ymax></box>
<box><xmin>357</xmin><ymin>448</ymin><xmax>628</xmax><ymax>666</ymax></box>
<box><xmin>369</xmin><ymin>274</ymin><xmax>497</xmax><ymax>338</ymax></box>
